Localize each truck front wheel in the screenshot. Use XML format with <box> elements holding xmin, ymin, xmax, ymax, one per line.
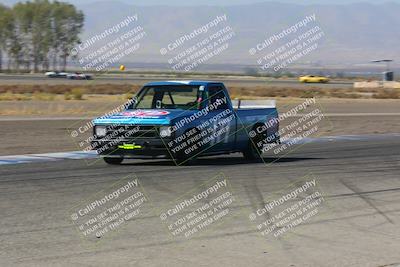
<box><xmin>173</xmin><ymin>128</ymin><xmax>202</xmax><ymax>165</ymax></box>
<box><xmin>103</xmin><ymin>157</ymin><xmax>124</xmax><ymax>165</ymax></box>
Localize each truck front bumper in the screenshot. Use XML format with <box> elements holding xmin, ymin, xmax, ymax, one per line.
<box><xmin>91</xmin><ymin>138</ymin><xmax>172</xmax><ymax>159</ymax></box>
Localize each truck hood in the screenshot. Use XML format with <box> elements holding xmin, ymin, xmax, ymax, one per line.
<box><xmin>93</xmin><ymin>109</ymin><xmax>193</xmax><ymax>125</ymax></box>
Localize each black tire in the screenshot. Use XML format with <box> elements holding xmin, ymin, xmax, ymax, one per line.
<box><xmin>103</xmin><ymin>157</ymin><xmax>123</xmax><ymax>165</ymax></box>
<box><xmin>243</xmin><ymin>127</ymin><xmax>265</xmax><ymax>161</ymax></box>
<box><xmin>173</xmin><ymin>128</ymin><xmax>202</xmax><ymax>165</ymax></box>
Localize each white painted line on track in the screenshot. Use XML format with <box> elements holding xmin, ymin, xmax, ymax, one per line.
<box><xmin>0</xmin><ymin>151</ymin><xmax>97</xmax><ymax>165</ymax></box>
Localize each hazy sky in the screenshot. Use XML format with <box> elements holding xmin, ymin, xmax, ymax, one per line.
<box><xmin>1</xmin><ymin>0</ymin><xmax>399</xmax><ymax>5</ymax></box>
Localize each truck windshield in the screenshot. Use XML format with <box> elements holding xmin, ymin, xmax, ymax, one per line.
<box><xmin>130</xmin><ymin>85</ymin><xmax>202</xmax><ymax>110</ymax></box>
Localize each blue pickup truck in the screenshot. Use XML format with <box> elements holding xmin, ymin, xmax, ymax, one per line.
<box><xmin>91</xmin><ymin>81</ymin><xmax>280</xmax><ymax>165</ymax></box>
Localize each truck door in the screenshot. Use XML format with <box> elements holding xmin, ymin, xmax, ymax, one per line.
<box><xmin>204</xmin><ymin>85</ymin><xmax>236</xmax><ymax>152</ymax></box>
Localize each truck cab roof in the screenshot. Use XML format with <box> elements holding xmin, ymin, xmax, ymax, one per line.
<box><xmin>144</xmin><ymin>80</ymin><xmax>223</xmax><ymax>87</ymax></box>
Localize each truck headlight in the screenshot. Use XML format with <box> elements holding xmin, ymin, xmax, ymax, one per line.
<box><xmin>159</xmin><ymin>126</ymin><xmax>172</xmax><ymax>137</ymax></box>
<box><xmin>95</xmin><ymin>126</ymin><xmax>107</xmax><ymax>137</ymax></box>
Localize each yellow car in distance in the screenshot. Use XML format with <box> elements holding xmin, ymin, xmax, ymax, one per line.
<box><xmin>299</xmin><ymin>75</ymin><xmax>330</xmax><ymax>83</ymax></box>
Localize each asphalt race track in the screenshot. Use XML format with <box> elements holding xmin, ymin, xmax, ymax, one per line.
<box><xmin>1</xmin><ymin>134</ymin><xmax>399</xmax><ymax>266</ymax></box>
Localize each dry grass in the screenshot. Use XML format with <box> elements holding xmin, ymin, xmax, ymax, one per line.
<box><xmin>32</xmin><ymin>91</ymin><xmax>56</xmax><ymax>101</ymax></box>
<box><xmin>228</xmin><ymin>86</ymin><xmax>365</xmax><ymax>99</ymax></box>
<box><xmin>373</xmin><ymin>89</ymin><xmax>400</xmax><ymax>99</ymax></box>
<box><xmin>0</xmin><ymin>91</ymin><xmax>31</xmax><ymax>101</ymax></box>
<box><xmin>63</xmin><ymin>88</ymin><xmax>86</xmax><ymax>100</ymax></box>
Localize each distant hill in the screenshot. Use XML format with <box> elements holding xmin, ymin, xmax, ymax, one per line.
<box><xmin>73</xmin><ymin>1</ymin><xmax>400</xmax><ymax>68</ymax></box>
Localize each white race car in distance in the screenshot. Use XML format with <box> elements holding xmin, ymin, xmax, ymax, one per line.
<box><xmin>45</xmin><ymin>71</ymin><xmax>69</xmax><ymax>78</ymax></box>
<box><xmin>67</xmin><ymin>72</ymin><xmax>93</xmax><ymax>80</ymax></box>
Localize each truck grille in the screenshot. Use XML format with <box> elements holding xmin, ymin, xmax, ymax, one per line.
<box><xmin>105</xmin><ymin>125</ymin><xmax>159</xmax><ymax>139</ymax></box>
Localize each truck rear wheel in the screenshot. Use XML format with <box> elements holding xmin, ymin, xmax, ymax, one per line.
<box><xmin>243</xmin><ymin>128</ymin><xmax>265</xmax><ymax>161</ymax></box>
<box><xmin>243</xmin><ymin>141</ymin><xmax>262</xmax><ymax>161</ymax></box>
<box><xmin>103</xmin><ymin>157</ymin><xmax>123</xmax><ymax>165</ymax></box>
